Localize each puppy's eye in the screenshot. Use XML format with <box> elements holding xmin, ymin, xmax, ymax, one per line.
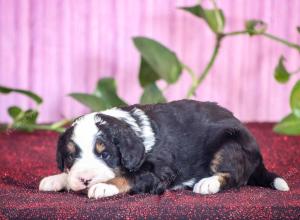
<box><xmin>100</xmin><ymin>151</ymin><xmax>110</xmax><ymax>160</ymax></box>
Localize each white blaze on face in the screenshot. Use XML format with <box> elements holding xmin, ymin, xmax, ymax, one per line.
<box><xmin>67</xmin><ymin>113</ymin><xmax>115</xmax><ymax>191</ymax></box>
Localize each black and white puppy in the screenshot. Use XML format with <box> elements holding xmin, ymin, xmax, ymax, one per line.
<box><xmin>39</xmin><ymin>100</ymin><xmax>289</xmax><ymax>198</ymax></box>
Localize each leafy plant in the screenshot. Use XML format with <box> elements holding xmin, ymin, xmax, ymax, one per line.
<box><xmin>70</xmin><ymin>78</ymin><xmax>127</xmax><ymax>111</ymax></box>
<box><xmin>72</xmin><ymin>1</ymin><xmax>298</xmax><ymax>135</ymax></box>
<box><xmin>0</xmin><ymin>85</ymin><xmax>68</xmax><ymax>132</ymax></box>
<box><xmin>273</xmin><ymin>80</ymin><xmax>300</xmax><ymax>135</ymax></box>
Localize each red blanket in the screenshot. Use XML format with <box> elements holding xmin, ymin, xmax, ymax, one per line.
<box><xmin>0</xmin><ymin>123</ymin><xmax>299</xmax><ymax>219</ymax></box>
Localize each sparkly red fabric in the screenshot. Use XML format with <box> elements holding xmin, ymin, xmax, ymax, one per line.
<box><xmin>0</xmin><ymin>123</ymin><xmax>299</xmax><ymax>219</ymax></box>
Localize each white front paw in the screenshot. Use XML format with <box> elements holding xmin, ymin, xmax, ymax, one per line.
<box><xmin>88</xmin><ymin>183</ymin><xmax>119</xmax><ymax>199</ymax></box>
<box><xmin>39</xmin><ymin>174</ymin><xmax>67</xmax><ymax>192</ymax></box>
<box><xmin>193</xmin><ymin>176</ymin><xmax>221</xmax><ymax>195</ymax></box>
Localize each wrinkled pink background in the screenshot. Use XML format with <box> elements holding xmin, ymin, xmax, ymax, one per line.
<box><xmin>0</xmin><ymin>0</ymin><xmax>299</xmax><ymax>122</ymax></box>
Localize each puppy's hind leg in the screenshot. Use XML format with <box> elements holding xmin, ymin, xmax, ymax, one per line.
<box><xmin>193</xmin><ymin>141</ymin><xmax>252</xmax><ymax>195</ymax></box>
<box><xmin>193</xmin><ymin>173</ymin><xmax>229</xmax><ymax>195</ymax></box>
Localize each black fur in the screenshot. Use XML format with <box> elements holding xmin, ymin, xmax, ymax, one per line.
<box><xmin>56</xmin><ymin>99</ymin><xmax>285</xmax><ymax>194</ymax></box>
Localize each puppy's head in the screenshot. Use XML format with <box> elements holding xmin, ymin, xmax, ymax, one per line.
<box><xmin>56</xmin><ymin>112</ymin><xmax>145</xmax><ymax>191</ymax></box>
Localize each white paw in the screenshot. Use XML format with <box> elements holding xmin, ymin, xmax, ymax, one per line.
<box><xmin>88</xmin><ymin>183</ymin><xmax>119</xmax><ymax>199</ymax></box>
<box><xmin>39</xmin><ymin>173</ymin><xmax>68</xmax><ymax>192</ymax></box>
<box><xmin>274</xmin><ymin>177</ymin><xmax>289</xmax><ymax>191</ymax></box>
<box><xmin>193</xmin><ymin>176</ymin><xmax>221</xmax><ymax>195</ymax></box>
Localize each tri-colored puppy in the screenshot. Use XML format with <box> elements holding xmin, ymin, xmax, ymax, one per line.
<box><xmin>39</xmin><ymin>100</ymin><xmax>289</xmax><ymax>198</ymax></box>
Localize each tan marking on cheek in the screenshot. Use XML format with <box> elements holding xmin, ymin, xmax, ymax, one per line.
<box><xmin>106</xmin><ymin>177</ymin><xmax>131</xmax><ymax>193</ymax></box>
<box><xmin>67</xmin><ymin>142</ymin><xmax>75</xmax><ymax>153</ymax></box>
<box><xmin>96</xmin><ymin>143</ymin><xmax>105</xmax><ymax>153</ymax></box>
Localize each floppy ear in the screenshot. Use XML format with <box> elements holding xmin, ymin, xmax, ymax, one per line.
<box><xmin>116</xmin><ymin>128</ymin><xmax>145</xmax><ymax>172</ymax></box>
<box><xmin>55</xmin><ymin>127</ymin><xmax>74</xmax><ymax>172</ymax></box>
<box><xmin>56</xmin><ymin>134</ymin><xmax>65</xmax><ymax>171</ymax></box>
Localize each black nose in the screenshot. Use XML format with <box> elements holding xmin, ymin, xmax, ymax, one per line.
<box><xmin>80</xmin><ymin>178</ymin><xmax>91</xmax><ymax>186</ymax></box>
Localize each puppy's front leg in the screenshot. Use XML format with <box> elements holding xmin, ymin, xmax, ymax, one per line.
<box><xmin>129</xmin><ymin>171</ymin><xmax>166</xmax><ymax>195</ymax></box>
<box><xmin>39</xmin><ymin>173</ymin><xmax>69</xmax><ymax>192</ymax></box>
<box><xmin>87</xmin><ymin>177</ymin><xmax>131</xmax><ymax>199</ymax></box>
<box><xmin>129</xmin><ymin>162</ymin><xmax>177</xmax><ymax>195</ymax></box>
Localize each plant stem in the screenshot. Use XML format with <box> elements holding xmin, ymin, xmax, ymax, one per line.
<box><xmin>185</xmin><ymin>29</ymin><xmax>300</xmax><ymax>98</ymax></box>
<box><xmin>186</xmin><ymin>36</ymin><xmax>222</xmax><ymax>98</ymax></box>
<box><xmin>224</xmin><ymin>30</ymin><xmax>248</xmax><ymax>36</ymax></box>
<box><xmin>50</xmin><ymin>119</ymin><xmax>70</xmax><ymax>129</ymax></box>
<box><xmin>262</xmin><ymin>33</ymin><xmax>300</xmax><ymax>52</ymax></box>
<box><xmin>184</xmin><ymin>1</ymin><xmax>300</xmax><ymax>98</ymax></box>
<box><xmin>224</xmin><ymin>31</ymin><xmax>300</xmax><ymax>53</ymax></box>
<box><xmin>33</xmin><ymin>124</ymin><xmax>66</xmax><ymax>133</ymax></box>
<box><xmin>13</xmin><ymin>124</ymin><xmax>66</xmax><ymax>133</ymax></box>
<box><xmin>182</xmin><ymin>63</ymin><xmax>197</xmax><ymax>81</ymax></box>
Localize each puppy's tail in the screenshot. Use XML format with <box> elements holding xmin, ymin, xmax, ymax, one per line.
<box><xmin>247</xmin><ymin>162</ymin><xmax>289</xmax><ymax>191</ymax></box>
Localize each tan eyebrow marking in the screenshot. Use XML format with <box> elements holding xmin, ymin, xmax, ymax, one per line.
<box><xmin>95</xmin><ymin>143</ymin><xmax>105</xmax><ymax>153</ymax></box>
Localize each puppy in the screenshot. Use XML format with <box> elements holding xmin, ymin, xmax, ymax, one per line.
<box><xmin>39</xmin><ymin>100</ymin><xmax>289</xmax><ymax>198</ymax></box>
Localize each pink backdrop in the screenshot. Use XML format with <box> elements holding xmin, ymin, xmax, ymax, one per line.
<box><xmin>0</xmin><ymin>0</ymin><xmax>299</xmax><ymax>123</ymax></box>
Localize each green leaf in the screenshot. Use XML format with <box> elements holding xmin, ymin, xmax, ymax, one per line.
<box><xmin>290</xmin><ymin>80</ymin><xmax>300</xmax><ymax>117</ymax></box>
<box><xmin>0</xmin><ymin>85</ymin><xmax>43</xmax><ymax>105</ymax></box>
<box><xmin>273</xmin><ymin>113</ymin><xmax>300</xmax><ymax>135</ymax></box>
<box><xmin>203</xmin><ymin>9</ymin><xmax>225</xmax><ymax>34</ymax></box>
<box><xmin>11</xmin><ymin>109</ymin><xmax>39</xmax><ymax>131</ymax></box>
<box><xmin>70</xmin><ymin>78</ymin><xmax>127</xmax><ymax>111</ymax></box>
<box><xmin>140</xmin><ymin>83</ymin><xmax>166</xmax><ymax>104</ymax></box>
<box><xmin>94</xmin><ymin>78</ymin><xmax>127</xmax><ymax>108</ymax></box>
<box><xmin>274</xmin><ymin>56</ymin><xmax>290</xmax><ymax>83</ymax></box>
<box><xmin>180</xmin><ymin>5</ymin><xmax>225</xmax><ymax>33</ymax></box>
<box><xmin>8</xmin><ymin>106</ymin><xmax>22</xmax><ymax>120</ymax></box>
<box><xmin>69</xmin><ymin>93</ymin><xmax>106</xmax><ymax>111</ymax></box>
<box><xmin>245</xmin><ymin>20</ymin><xmax>267</xmax><ymax>36</ymax></box>
<box><xmin>22</xmin><ymin>110</ymin><xmax>39</xmax><ymax>124</ymax></box>
<box><xmin>133</xmin><ymin>37</ymin><xmax>182</xmax><ymax>84</ymax></box>
<box><xmin>139</xmin><ymin>57</ymin><xmax>161</xmax><ymax>87</ymax></box>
